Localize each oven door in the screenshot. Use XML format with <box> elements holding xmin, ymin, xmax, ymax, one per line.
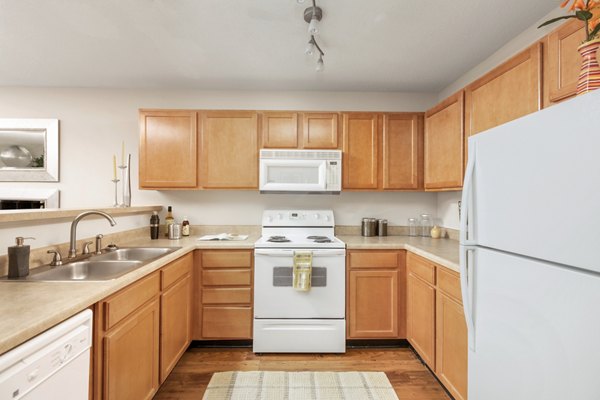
<box><xmin>254</xmin><ymin>249</ymin><xmax>345</xmax><ymax>319</ymax></box>
<box><xmin>259</xmin><ymin>159</ymin><xmax>327</xmax><ymax>192</ymax></box>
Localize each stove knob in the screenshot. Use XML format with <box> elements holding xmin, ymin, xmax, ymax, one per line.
<box><xmin>314</xmin><ymin>213</ymin><xmax>320</xmax><ymax>219</ymax></box>
<box><xmin>267</xmin><ymin>216</ymin><xmax>273</xmax><ymax>223</ymax></box>
<box><xmin>325</xmin><ymin>215</ymin><xmax>331</xmax><ymax>221</ymax></box>
<box><xmin>277</xmin><ymin>213</ymin><xmax>283</xmax><ymax>220</ymax></box>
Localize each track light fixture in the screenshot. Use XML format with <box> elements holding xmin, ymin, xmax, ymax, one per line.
<box><xmin>301</xmin><ymin>0</ymin><xmax>325</xmax><ymax>72</ymax></box>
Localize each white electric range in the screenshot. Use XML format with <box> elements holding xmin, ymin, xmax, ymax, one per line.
<box><xmin>253</xmin><ymin>210</ymin><xmax>346</xmax><ymax>353</ymax></box>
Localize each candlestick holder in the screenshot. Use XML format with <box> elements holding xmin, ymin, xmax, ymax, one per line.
<box><xmin>111</xmin><ymin>178</ymin><xmax>120</xmax><ymax>207</ymax></box>
<box><xmin>118</xmin><ymin>164</ymin><xmax>127</xmax><ymax>207</ymax></box>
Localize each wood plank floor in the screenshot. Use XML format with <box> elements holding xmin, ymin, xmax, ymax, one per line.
<box><xmin>154</xmin><ymin>346</ymin><xmax>451</xmax><ymax>399</ymax></box>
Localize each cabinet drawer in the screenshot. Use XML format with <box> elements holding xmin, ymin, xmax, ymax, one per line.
<box><xmin>161</xmin><ymin>253</ymin><xmax>192</xmax><ymax>290</ymax></box>
<box><xmin>201</xmin><ymin>251</ymin><xmax>252</xmax><ymax>268</ymax></box>
<box><xmin>407</xmin><ymin>253</ymin><xmax>436</xmax><ymax>285</ymax></box>
<box><xmin>348</xmin><ymin>251</ymin><xmax>400</xmax><ymax>269</ymax></box>
<box><xmin>104</xmin><ymin>272</ymin><xmax>160</xmax><ymax>330</ymax></box>
<box><xmin>437</xmin><ymin>267</ymin><xmax>462</xmax><ymax>304</ymax></box>
<box><xmin>202</xmin><ymin>288</ymin><xmax>252</xmax><ymax>304</ymax></box>
<box><xmin>202</xmin><ymin>269</ymin><xmax>251</xmax><ymax>286</ymax></box>
<box><xmin>201</xmin><ymin>306</ymin><xmax>253</xmax><ymax>339</ymax></box>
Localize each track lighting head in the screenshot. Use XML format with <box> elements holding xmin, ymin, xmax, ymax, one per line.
<box><xmin>316</xmin><ymin>55</ymin><xmax>324</xmax><ymax>72</ymax></box>
<box><xmin>304</xmin><ymin>5</ymin><xmax>322</xmax><ymax>35</ymax></box>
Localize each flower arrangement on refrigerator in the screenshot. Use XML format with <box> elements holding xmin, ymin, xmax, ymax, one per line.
<box><xmin>539</xmin><ymin>0</ymin><xmax>600</xmax><ymax>42</ymax></box>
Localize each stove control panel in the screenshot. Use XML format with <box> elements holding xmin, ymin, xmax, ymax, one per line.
<box><xmin>262</xmin><ymin>210</ymin><xmax>335</xmax><ymax>227</ymax></box>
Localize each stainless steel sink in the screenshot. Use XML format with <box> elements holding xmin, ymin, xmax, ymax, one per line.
<box><xmin>26</xmin><ymin>260</ymin><xmax>144</xmax><ymax>281</ymax></box>
<box><xmin>18</xmin><ymin>246</ymin><xmax>181</xmax><ymax>282</ymax></box>
<box><xmin>93</xmin><ymin>247</ymin><xmax>176</xmax><ymax>262</ymax></box>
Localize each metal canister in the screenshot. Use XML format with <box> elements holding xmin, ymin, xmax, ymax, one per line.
<box><xmin>168</xmin><ymin>223</ymin><xmax>182</xmax><ymax>240</ymax></box>
<box><xmin>361</xmin><ymin>218</ymin><xmax>378</xmax><ymax>237</ymax></box>
<box><xmin>378</xmin><ymin>219</ymin><xmax>388</xmax><ymax>236</ymax></box>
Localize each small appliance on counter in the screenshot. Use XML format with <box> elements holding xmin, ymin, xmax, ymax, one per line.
<box><xmin>253</xmin><ymin>209</ymin><xmax>346</xmax><ymax>353</ymax></box>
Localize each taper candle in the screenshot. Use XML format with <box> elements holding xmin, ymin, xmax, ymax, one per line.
<box><xmin>113</xmin><ymin>155</ymin><xmax>117</xmax><ymax>179</ymax></box>
<box><xmin>121</xmin><ymin>141</ymin><xmax>125</xmax><ymax>165</ymax></box>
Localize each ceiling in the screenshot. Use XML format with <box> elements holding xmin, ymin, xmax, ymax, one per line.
<box><xmin>0</xmin><ymin>0</ymin><xmax>557</xmax><ymax>92</ymax></box>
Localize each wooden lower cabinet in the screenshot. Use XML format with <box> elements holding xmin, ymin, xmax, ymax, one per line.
<box><xmin>193</xmin><ymin>249</ymin><xmax>254</xmax><ymax>340</ymax></box>
<box><xmin>436</xmin><ymin>291</ymin><xmax>468</xmax><ymax>400</ymax></box>
<box><xmin>347</xmin><ymin>250</ymin><xmax>406</xmax><ymax>339</ymax></box>
<box><xmin>94</xmin><ymin>254</ymin><xmax>193</xmax><ymax>400</ymax></box>
<box><xmin>160</xmin><ymin>274</ymin><xmax>192</xmax><ymax>383</ymax></box>
<box><xmin>348</xmin><ymin>270</ymin><xmax>398</xmax><ymax>338</ymax></box>
<box><xmin>406</xmin><ymin>271</ymin><xmax>436</xmax><ymax>369</ymax></box>
<box><xmin>103</xmin><ymin>297</ymin><xmax>160</xmax><ymax>400</ymax></box>
<box><xmin>406</xmin><ymin>252</ymin><xmax>468</xmax><ymax>400</ymax></box>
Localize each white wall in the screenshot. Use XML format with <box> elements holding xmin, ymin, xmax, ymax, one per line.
<box><xmin>0</xmin><ymin>88</ymin><xmax>439</xmax><ymax>252</ymax></box>
<box><xmin>438</xmin><ymin>6</ymin><xmax>563</xmax><ymax>100</ymax></box>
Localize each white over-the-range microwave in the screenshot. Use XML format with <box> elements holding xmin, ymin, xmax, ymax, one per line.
<box><xmin>259</xmin><ymin>149</ymin><xmax>342</xmax><ymax>194</ymax></box>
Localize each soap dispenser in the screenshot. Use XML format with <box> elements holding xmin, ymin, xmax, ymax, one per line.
<box><xmin>8</xmin><ymin>236</ymin><xmax>34</xmax><ymax>278</ymax></box>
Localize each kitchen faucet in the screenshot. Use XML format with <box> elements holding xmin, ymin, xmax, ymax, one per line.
<box><xmin>68</xmin><ymin>211</ymin><xmax>116</xmax><ymax>258</ymax></box>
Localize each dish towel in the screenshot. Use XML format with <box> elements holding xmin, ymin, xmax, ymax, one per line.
<box><xmin>293</xmin><ymin>251</ymin><xmax>312</xmax><ymax>291</ymax></box>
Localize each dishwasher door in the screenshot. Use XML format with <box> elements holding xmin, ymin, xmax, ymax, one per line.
<box><xmin>0</xmin><ymin>309</ymin><xmax>93</xmax><ymax>400</ymax></box>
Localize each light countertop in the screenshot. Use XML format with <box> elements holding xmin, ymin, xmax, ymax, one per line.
<box><xmin>339</xmin><ymin>235</ymin><xmax>459</xmax><ymax>272</ymax></box>
<box><xmin>0</xmin><ymin>233</ymin><xmax>457</xmax><ymax>356</ymax></box>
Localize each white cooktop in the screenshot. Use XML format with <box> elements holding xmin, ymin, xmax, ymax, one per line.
<box><xmin>256</xmin><ymin>209</ymin><xmax>345</xmax><ymax>249</ymax></box>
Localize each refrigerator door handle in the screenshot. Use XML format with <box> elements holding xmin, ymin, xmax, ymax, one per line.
<box><xmin>460</xmin><ymin>146</ymin><xmax>476</xmax><ymax>245</ymax></box>
<box><xmin>460</xmin><ymin>245</ymin><xmax>476</xmax><ymax>351</ymax></box>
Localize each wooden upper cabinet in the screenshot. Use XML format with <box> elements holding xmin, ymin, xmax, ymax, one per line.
<box><xmin>382</xmin><ymin>113</ymin><xmax>423</xmax><ymax>190</ymax></box>
<box><xmin>260</xmin><ymin>112</ymin><xmax>299</xmax><ymax>148</ymax></box>
<box><xmin>199</xmin><ymin>111</ymin><xmax>259</xmax><ymax>189</ymax></box>
<box><xmin>424</xmin><ymin>92</ymin><xmax>465</xmax><ymax>191</ymax></box>
<box><xmin>301</xmin><ymin>112</ymin><xmax>339</xmax><ymax>149</ymax></box>
<box><xmin>342</xmin><ymin>113</ymin><xmax>379</xmax><ymax>189</ymax></box>
<box><xmin>139</xmin><ymin>110</ymin><xmax>198</xmax><ymax>189</ymax></box>
<box><xmin>544</xmin><ymin>19</ymin><xmax>587</xmax><ymax>106</ymax></box>
<box><xmin>465</xmin><ymin>43</ymin><xmax>542</xmax><ymax>140</ymax></box>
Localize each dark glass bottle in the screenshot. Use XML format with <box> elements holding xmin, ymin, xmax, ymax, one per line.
<box><xmin>150</xmin><ymin>211</ymin><xmax>160</xmax><ymax>239</ymax></box>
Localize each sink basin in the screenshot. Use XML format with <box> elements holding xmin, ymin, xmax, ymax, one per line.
<box><xmin>93</xmin><ymin>247</ymin><xmax>177</xmax><ymax>262</ymax></box>
<box><xmin>27</xmin><ymin>260</ymin><xmax>144</xmax><ymax>281</ymax></box>
<box><xmin>17</xmin><ymin>246</ymin><xmax>181</xmax><ymax>282</ymax></box>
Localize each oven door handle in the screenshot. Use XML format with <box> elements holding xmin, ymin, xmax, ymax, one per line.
<box><xmin>254</xmin><ymin>249</ymin><xmax>346</xmax><ymax>257</ymax></box>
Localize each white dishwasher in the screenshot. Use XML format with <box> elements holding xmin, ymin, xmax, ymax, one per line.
<box><xmin>0</xmin><ymin>309</ymin><xmax>92</xmax><ymax>400</ymax></box>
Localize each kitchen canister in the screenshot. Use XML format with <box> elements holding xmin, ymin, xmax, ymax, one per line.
<box><xmin>378</xmin><ymin>219</ymin><xmax>388</xmax><ymax>236</ymax></box>
<box><xmin>361</xmin><ymin>218</ymin><xmax>378</xmax><ymax>237</ymax></box>
<box><xmin>168</xmin><ymin>223</ymin><xmax>182</xmax><ymax>240</ymax></box>
<box><xmin>408</xmin><ymin>218</ymin><xmax>418</xmax><ymax>236</ymax></box>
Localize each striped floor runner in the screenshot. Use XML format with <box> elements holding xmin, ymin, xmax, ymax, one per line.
<box><xmin>203</xmin><ymin>371</ymin><xmax>399</xmax><ymax>400</ymax></box>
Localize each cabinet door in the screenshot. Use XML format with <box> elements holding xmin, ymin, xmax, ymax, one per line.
<box><xmin>424</xmin><ymin>92</ymin><xmax>464</xmax><ymax>190</ymax></box>
<box><xmin>436</xmin><ymin>292</ymin><xmax>468</xmax><ymax>400</ymax></box>
<box><xmin>104</xmin><ymin>298</ymin><xmax>160</xmax><ymax>400</ymax></box>
<box><xmin>199</xmin><ymin>111</ymin><xmax>258</xmax><ymax>189</ymax></box>
<box><xmin>342</xmin><ymin>113</ymin><xmax>379</xmax><ymax>189</ymax></box>
<box><xmin>348</xmin><ymin>270</ymin><xmax>398</xmax><ymax>338</ymax></box>
<box><xmin>544</xmin><ymin>19</ymin><xmax>587</xmax><ymax>106</ymax></box>
<box><xmin>261</xmin><ymin>112</ymin><xmax>299</xmax><ymax>148</ymax></box>
<box><xmin>160</xmin><ymin>275</ymin><xmax>192</xmax><ymax>383</ymax></box>
<box><xmin>301</xmin><ymin>112</ymin><xmax>339</xmax><ymax>149</ymax></box>
<box><xmin>465</xmin><ymin>43</ymin><xmax>541</xmax><ymax>165</ymax></box>
<box><xmin>139</xmin><ymin>110</ymin><xmax>197</xmax><ymax>188</ymax></box>
<box><xmin>382</xmin><ymin>113</ymin><xmax>423</xmax><ymax>190</ymax></box>
<box><xmin>407</xmin><ymin>273</ymin><xmax>436</xmax><ymax>370</ymax></box>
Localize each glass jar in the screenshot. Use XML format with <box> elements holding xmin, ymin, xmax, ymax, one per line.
<box><xmin>420</xmin><ymin>214</ymin><xmax>432</xmax><ymax>237</ymax></box>
<box><xmin>408</xmin><ymin>218</ymin><xmax>418</xmax><ymax>237</ymax></box>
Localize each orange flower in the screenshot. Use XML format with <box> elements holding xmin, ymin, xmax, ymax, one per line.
<box><xmin>562</xmin><ymin>0</ymin><xmax>598</xmax><ymax>10</ymax></box>
<box><xmin>590</xmin><ymin>16</ymin><xmax>600</xmax><ymax>31</ymax></box>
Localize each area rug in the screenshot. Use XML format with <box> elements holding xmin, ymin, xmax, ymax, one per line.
<box><xmin>203</xmin><ymin>371</ymin><xmax>399</xmax><ymax>400</ymax></box>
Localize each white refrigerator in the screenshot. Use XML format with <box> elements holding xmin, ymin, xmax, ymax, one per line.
<box><xmin>460</xmin><ymin>89</ymin><xmax>600</xmax><ymax>400</ymax></box>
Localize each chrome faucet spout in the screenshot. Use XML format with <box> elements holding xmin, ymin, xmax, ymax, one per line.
<box><xmin>68</xmin><ymin>211</ymin><xmax>116</xmax><ymax>258</ymax></box>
